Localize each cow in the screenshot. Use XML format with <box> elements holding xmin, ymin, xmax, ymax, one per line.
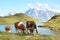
<box><xmin>26</xmin><ymin>21</ymin><xmax>38</xmax><ymax>34</ymax></box>
<box><xmin>14</xmin><ymin>21</ymin><xmax>27</xmax><ymax>34</ymax></box>
<box><xmin>5</xmin><ymin>25</ymin><xmax>11</xmax><ymax>33</ymax></box>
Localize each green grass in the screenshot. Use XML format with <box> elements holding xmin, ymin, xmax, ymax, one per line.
<box><xmin>44</xmin><ymin>14</ymin><xmax>60</xmax><ymax>31</ymax></box>
<box><xmin>0</xmin><ymin>31</ymin><xmax>60</xmax><ymax>40</ymax></box>
<box><xmin>0</xmin><ymin>13</ymin><xmax>40</xmax><ymax>24</ymax></box>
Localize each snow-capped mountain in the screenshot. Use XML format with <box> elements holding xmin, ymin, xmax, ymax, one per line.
<box><xmin>25</xmin><ymin>5</ymin><xmax>59</xmax><ymax>22</ymax></box>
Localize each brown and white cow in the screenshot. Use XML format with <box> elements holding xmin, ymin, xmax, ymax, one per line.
<box><xmin>14</xmin><ymin>21</ymin><xmax>27</xmax><ymax>33</ymax></box>
<box><xmin>26</xmin><ymin>21</ymin><xmax>38</xmax><ymax>34</ymax></box>
<box><xmin>5</xmin><ymin>25</ymin><xmax>11</xmax><ymax>33</ymax></box>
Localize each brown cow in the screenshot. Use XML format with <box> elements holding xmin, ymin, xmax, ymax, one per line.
<box><xmin>14</xmin><ymin>21</ymin><xmax>27</xmax><ymax>33</ymax></box>
<box><xmin>5</xmin><ymin>25</ymin><xmax>11</xmax><ymax>33</ymax></box>
<box><xmin>26</xmin><ymin>21</ymin><xmax>38</xmax><ymax>34</ymax></box>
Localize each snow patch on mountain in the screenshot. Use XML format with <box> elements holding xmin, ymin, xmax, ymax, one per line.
<box><xmin>25</xmin><ymin>4</ymin><xmax>60</xmax><ymax>22</ymax></box>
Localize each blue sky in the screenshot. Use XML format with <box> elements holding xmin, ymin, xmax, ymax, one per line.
<box><xmin>0</xmin><ymin>0</ymin><xmax>60</xmax><ymax>16</ymax></box>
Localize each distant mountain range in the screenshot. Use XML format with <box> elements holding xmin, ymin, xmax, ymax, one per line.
<box><xmin>1</xmin><ymin>5</ymin><xmax>60</xmax><ymax>22</ymax></box>
<box><xmin>25</xmin><ymin>6</ymin><xmax>60</xmax><ymax>22</ymax></box>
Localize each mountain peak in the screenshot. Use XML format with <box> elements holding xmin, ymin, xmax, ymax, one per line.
<box><xmin>25</xmin><ymin>4</ymin><xmax>59</xmax><ymax>22</ymax></box>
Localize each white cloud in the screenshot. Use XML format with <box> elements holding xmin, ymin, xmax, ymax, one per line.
<box><xmin>55</xmin><ymin>4</ymin><xmax>60</xmax><ymax>13</ymax></box>
<box><xmin>37</xmin><ymin>3</ymin><xmax>49</xmax><ymax>8</ymax></box>
<box><xmin>54</xmin><ymin>9</ymin><xmax>60</xmax><ymax>13</ymax></box>
<box><xmin>28</xmin><ymin>3</ymin><xmax>34</xmax><ymax>9</ymax></box>
<box><xmin>28</xmin><ymin>3</ymin><xmax>60</xmax><ymax>13</ymax></box>
<box><xmin>49</xmin><ymin>8</ymin><xmax>60</xmax><ymax>13</ymax></box>
<box><xmin>28</xmin><ymin>3</ymin><xmax>49</xmax><ymax>9</ymax></box>
<box><xmin>37</xmin><ymin>3</ymin><xmax>43</xmax><ymax>8</ymax></box>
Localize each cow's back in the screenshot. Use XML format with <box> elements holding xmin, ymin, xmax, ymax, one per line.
<box><xmin>14</xmin><ymin>21</ymin><xmax>26</xmax><ymax>30</ymax></box>
<box><xmin>26</xmin><ymin>21</ymin><xmax>36</xmax><ymax>28</ymax></box>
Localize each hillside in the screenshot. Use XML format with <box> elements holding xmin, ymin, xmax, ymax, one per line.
<box><xmin>0</xmin><ymin>13</ymin><xmax>40</xmax><ymax>24</ymax></box>
<box><xmin>44</xmin><ymin>14</ymin><xmax>60</xmax><ymax>31</ymax></box>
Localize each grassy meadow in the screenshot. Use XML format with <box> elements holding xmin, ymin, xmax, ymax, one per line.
<box><xmin>0</xmin><ymin>31</ymin><xmax>60</xmax><ymax>40</ymax></box>
<box><xmin>44</xmin><ymin>14</ymin><xmax>60</xmax><ymax>31</ymax></box>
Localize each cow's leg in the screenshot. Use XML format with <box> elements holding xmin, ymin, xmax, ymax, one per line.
<box><xmin>16</xmin><ymin>28</ymin><xmax>19</xmax><ymax>33</ymax></box>
<box><xmin>19</xmin><ymin>30</ymin><xmax>27</xmax><ymax>36</ymax></box>
<box><xmin>23</xmin><ymin>29</ymin><xmax>28</xmax><ymax>34</ymax></box>
<box><xmin>36</xmin><ymin>29</ymin><xmax>38</xmax><ymax>34</ymax></box>
<box><xmin>26</xmin><ymin>28</ymin><xmax>30</xmax><ymax>34</ymax></box>
<box><xmin>30</xmin><ymin>30</ymin><xmax>33</xmax><ymax>33</ymax></box>
<box><xmin>8</xmin><ymin>30</ymin><xmax>11</xmax><ymax>33</ymax></box>
<box><xmin>34</xmin><ymin>24</ymin><xmax>38</xmax><ymax>34</ymax></box>
<box><xmin>29</xmin><ymin>29</ymin><xmax>34</xmax><ymax>35</ymax></box>
<box><xmin>15</xmin><ymin>26</ymin><xmax>18</xmax><ymax>32</ymax></box>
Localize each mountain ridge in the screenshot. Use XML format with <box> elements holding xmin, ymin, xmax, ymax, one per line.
<box><xmin>25</xmin><ymin>6</ymin><xmax>59</xmax><ymax>22</ymax></box>
<box><xmin>0</xmin><ymin>13</ymin><xmax>40</xmax><ymax>24</ymax></box>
